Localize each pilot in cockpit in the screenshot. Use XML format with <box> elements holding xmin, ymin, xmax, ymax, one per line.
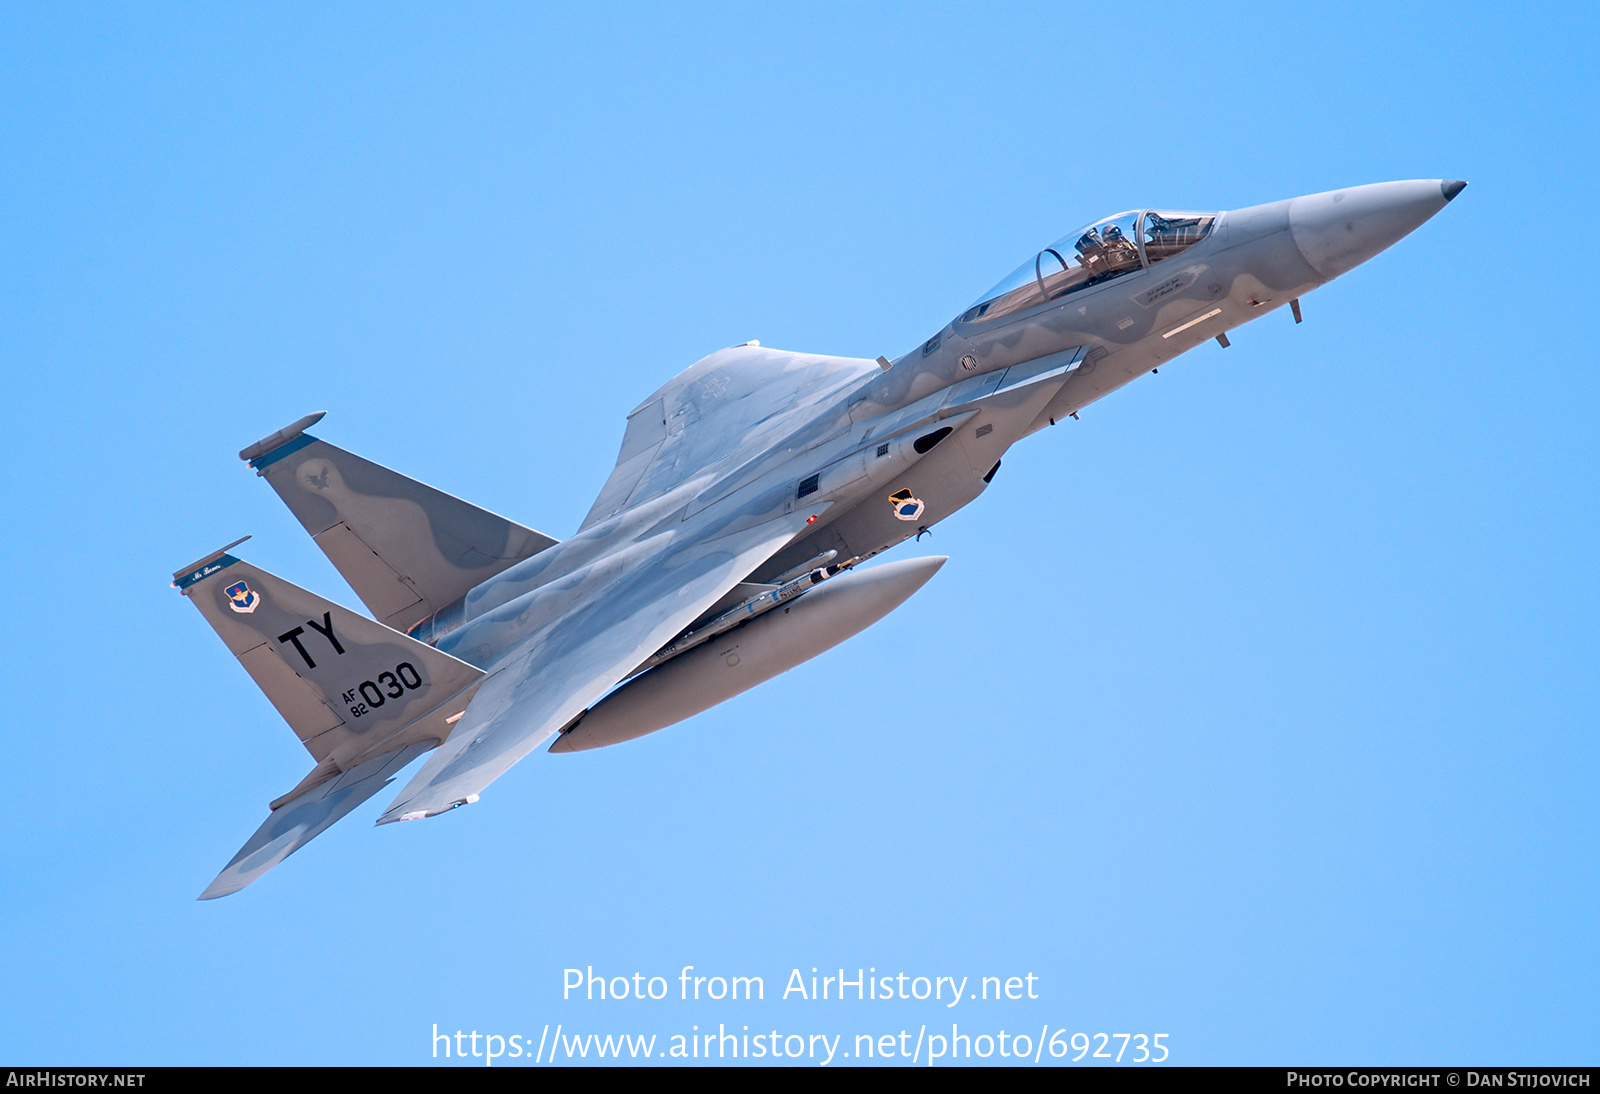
<box><xmin>1100</xmin><ymin>221</ymin><xmax>1139</xmax><ymax>266</ymax></box>
<box><xmin>1076</xmin><ymin>227</ymin><xmax>1106</xmax><ymax>257</ymax></box>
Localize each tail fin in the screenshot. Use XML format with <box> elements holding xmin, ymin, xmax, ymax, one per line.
<box><xmin>239</xmin><ymin>414</ymin><xmax>559</xmax><ymax>632</ymax></box>
<box><xmin>174</xmin><ymin>540</ymin><xmax>486</xmax><ymax>897</ymax></box>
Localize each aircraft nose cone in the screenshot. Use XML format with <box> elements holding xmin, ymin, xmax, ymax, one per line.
<box><xmin>1289</xmin><ymin>180</ymin><xmax>1462</xmax><ymax>281</ymax></box>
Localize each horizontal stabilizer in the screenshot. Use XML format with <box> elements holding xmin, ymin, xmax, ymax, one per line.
<box><xmin>173</xmin><ymin>547</ymin><xmax>485</xmax><ymax>773</ymax></box>
<box><xmin>199</xmin><ymin>741</ymin><xmax>432</xmax><ymax>899</ymax></box>
<box><xmin>242</xmin><ymin>417</ymin><xmax>560</xmax><ymax>631</ymax></box>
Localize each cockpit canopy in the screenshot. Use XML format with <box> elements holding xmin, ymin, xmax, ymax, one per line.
<box><xmin>961</xmin><ymin>209</ymin><xmax>1217</xmax><ymax>324</ymax></box>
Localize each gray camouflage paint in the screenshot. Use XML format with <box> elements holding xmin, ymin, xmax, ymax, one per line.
<box><xmin>178</xmin><ymin>179</ymin><xmax>1463</xmax><ymax>895</ymax></box>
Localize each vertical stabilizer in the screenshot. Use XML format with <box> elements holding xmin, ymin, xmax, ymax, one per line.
<box><xmin>241</xmin><ymin>416</ymin><xmax>559</xmax><ymax>632</ymax></box>
<box><xmin>174</xmin><ymin>542</ymin><xmax>490</xmax><ymax>898</ymax></box>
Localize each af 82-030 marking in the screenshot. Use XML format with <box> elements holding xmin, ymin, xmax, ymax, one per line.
<box><xmin>343</xmin><ymin>663</ymin><xmax>426</xmax><ymax>718</ymax></box>
<box><xmin>270</xmin><ymin>610</ymin><xmax>432</xmax><ymax>715</ymax></box>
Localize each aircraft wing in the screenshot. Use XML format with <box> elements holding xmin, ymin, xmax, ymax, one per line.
<box><xmin>376</xmin><ymin>501</ymin><xmax>826</xmax><ymax>822</ymax></box>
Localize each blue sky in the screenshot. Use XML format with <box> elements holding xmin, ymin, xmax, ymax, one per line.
<box><xmin>1</xmin><ymin>1</ymin><xmax>1594</xmax><ymax>1066</ymax></box>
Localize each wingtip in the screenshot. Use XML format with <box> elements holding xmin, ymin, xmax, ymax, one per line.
<box><xmin>375</xmin><ymin>807</ymin><xmax>435</xmax><ymax>826</ymax></box>
<box><xmin>376</xmin><ymin>795</ymin><xmax>478</xmax><ymax>825</ymax></box>
<box><xmin>197</xmin><ymin>878</ymin><xmax>242</xmax><ymax>901</ymax></box>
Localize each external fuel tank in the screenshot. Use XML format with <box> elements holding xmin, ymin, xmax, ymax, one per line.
<box><xmin>549</xmin><ymin>555</ymin><xmax>948</xmax><ymax>752</ymax></box>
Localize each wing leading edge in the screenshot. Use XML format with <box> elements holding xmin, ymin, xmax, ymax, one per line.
<box><xmin>376</xmin><ymin>503</ymin><xmax>829</xmax><ymax>822</ymax></box>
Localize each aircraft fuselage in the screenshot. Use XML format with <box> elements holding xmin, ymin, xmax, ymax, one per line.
<box><xmin>417</xmin><ymin>180</ymin><xmax>1463</xmax><ymax>682</ymax></box>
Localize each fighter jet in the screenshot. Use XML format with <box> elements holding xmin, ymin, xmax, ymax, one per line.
<box><xmin>174</xmin><ymin>179</ymin><xmax>1464</xmax><ymax>898</ymax></box>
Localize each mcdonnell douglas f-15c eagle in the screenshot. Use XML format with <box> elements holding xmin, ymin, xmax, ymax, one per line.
<box><xmin>175</xmin><ymin>179</ymin><xmax>1464</xmax><ymax>898</ymax></box>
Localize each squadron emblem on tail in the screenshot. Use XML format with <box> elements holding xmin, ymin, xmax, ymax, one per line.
<box><xmin>224</xmin><ymin>580</ymin><xmax>259</xmax><ymax>614</ymax></box>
